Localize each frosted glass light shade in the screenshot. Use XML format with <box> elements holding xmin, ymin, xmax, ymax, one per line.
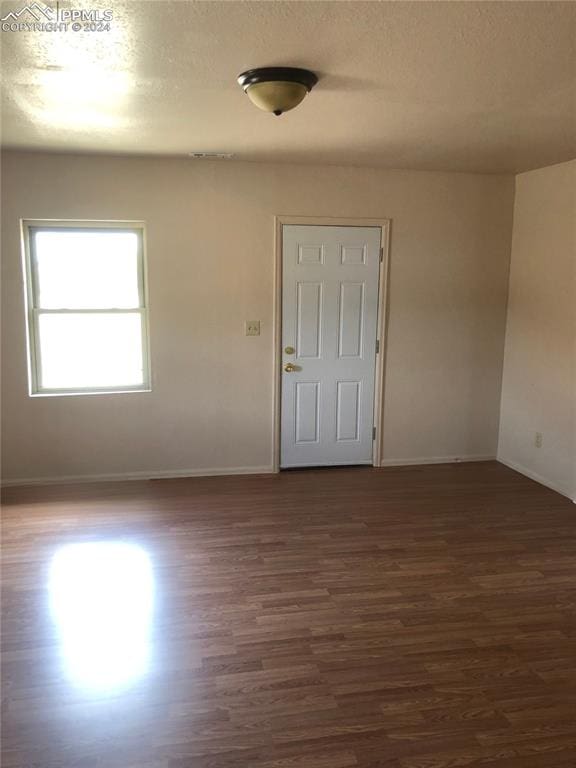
<box><xmin>238</xmin><ymin>67</ymin><xmax>318</xmax><ymax>116</ymax></box>
<box><xmin>245</xmin><ymin>81</ymin><xmax>308</xmax><ymax>115</ymax></box>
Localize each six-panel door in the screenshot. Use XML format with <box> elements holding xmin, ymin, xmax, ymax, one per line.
<box><xmin>280</xmin><ymin>225</ymin><xmax>381</xmax><ymax>468</ymax></box>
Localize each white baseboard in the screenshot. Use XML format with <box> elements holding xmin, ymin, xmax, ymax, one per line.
<box><xmin>1</xmin><ymin>465</ymin><xmax>276</xmax><ymax>488</ymax></box>
<box><xmin>497</xmin><ymin>456</ymin><xmax>575</xmax><ymax>502</ymax></box>
<box><xmin>379</xmin><ymin>454</ymin><xmax>496</xmax><ymax>467</ymax></box>
<box><xmin>9</xmin><ymin>457</ymin><xmax>571</xmax><ymax>504</ymax></box>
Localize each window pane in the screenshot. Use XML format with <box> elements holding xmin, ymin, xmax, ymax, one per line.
<box><xmin>34</xmin><ymin>231</ymin><xmax>140</xmax><ymax>309</ymax></box>
<box><xmin>38</xmin><ymin>313</ymin><xmax>145</xmax><ymax>390</ymax></box>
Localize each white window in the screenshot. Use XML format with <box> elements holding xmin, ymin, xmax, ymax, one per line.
<box><xmin>22</xmin><ymin>221</ymin><xmax>151</xmax><ymax>396</ymax></box>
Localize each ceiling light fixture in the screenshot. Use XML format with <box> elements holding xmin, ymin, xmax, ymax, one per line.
<box><xmin>237</xmin><ymin>67</ymin><xmax>318</xmax><ymax>116</ymax></box>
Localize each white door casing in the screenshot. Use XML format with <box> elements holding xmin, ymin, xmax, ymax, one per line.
<box><xmin>280</xmin><ymin>225</ymin><xmax>381</xmax><ymax>468</ymax></box>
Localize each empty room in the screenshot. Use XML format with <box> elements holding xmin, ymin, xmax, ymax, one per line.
<box><xmin>1</xmin><ymin>1</ymin><xmax>575</xmax><ymax>766</ymax></box>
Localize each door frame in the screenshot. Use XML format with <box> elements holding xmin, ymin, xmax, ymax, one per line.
<box><xmin>272</xmin><ymin>215</ymin><xmax>391</xmax><ymax>473</ymax></box>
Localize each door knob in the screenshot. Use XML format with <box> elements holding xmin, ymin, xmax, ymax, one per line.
<box><xmin>284</xmin><ymin>363</ymin><xmax>296</xmax><ymax>372</ymax></box>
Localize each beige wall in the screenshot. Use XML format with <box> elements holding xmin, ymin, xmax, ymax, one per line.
<box><xmin>498</xmin><ymin>160</ymin><xmax>576</xmax><ymax>500</ymax></box>
<box><xmin>1</xmin><ymin>152</ymin><xmax>514</xmax><ymax>483</ymax></box>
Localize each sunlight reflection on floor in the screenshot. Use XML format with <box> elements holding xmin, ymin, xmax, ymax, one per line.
<box><xmin>49</xmin><ymin>541</ymin><xmax>154</xmax><ymax>693</ymax></box>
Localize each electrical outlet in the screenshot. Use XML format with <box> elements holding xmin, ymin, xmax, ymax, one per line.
<box><xmin>535</xmin><ymin>432</ymin><xmax>543</xmax><ymax>448</ymax></box>
<box><xmin>245</xmin><ymin>320</ymin><xmax>260</xmax><ymax>336</ymax></box>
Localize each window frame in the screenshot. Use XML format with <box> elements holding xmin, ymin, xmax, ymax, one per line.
<box><xmin>21</xmin><ymin>219</ymin><xmax>152</xmax><ymax>397</ymax></box>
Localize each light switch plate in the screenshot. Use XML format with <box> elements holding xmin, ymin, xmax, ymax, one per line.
<box><xmin>245</xmin><ymin>320</ymin><xmax>260</xmax><ymax>336</ymax></box>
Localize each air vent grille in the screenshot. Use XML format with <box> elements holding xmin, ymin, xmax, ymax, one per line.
<box><xmin>188</xmin><ymin>152</ymin><xmax>234</xmax><ymax>160</ymax></box>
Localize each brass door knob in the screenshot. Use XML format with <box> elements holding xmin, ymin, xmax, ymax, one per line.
<box><xmin>284</xmin><ymin>362</ymin><xmax>296</xmax><ymax>372</ymax></box>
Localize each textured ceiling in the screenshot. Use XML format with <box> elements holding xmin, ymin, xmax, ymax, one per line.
<box><xmin>1</xmin><ymin>0</ymin><xmax>575</xmax><ymax>173</ymax></box>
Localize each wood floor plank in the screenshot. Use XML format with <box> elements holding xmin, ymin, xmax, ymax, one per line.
<box><xmin>2</xmin><ymin>462</ymin><xmax>576</xmax><ymax>767</ymax></box>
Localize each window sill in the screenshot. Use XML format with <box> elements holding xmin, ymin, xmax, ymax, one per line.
<box><xmin>29</xmin><ymin>388</ymin><xmax>152</xmax><ymax>398</ymax></box>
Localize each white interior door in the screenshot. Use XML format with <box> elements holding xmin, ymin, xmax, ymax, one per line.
<box><xmin>280</xmin><ymin>225</ymin><xmax>381</xmax><ymax>468</ymax></box>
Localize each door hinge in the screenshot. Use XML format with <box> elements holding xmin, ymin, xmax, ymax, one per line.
<box><xmin>380</xmin><ymin>246</ymin><xmax>384</xmax><ymax>262</ymax></box>
<box><xmin>375</xmin><ymin>339</ymin><xmax>380</xmax><ymax>354</ymax></box>
<box><xmin>372</xmin><ymin>426</ymin><xmax>377</xmax><ymax>440</ymax></box>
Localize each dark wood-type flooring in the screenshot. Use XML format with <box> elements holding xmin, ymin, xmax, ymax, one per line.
<box><xmin>2</xmin><ymin>461</ymin><xmax>576</xmax><ymax>768</ymax></box>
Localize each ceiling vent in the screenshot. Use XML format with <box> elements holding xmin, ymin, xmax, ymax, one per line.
<box><xmin>188</xmin><ymin>152</ymin><xmax>234</xmax><ymax>159</ymax></box>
